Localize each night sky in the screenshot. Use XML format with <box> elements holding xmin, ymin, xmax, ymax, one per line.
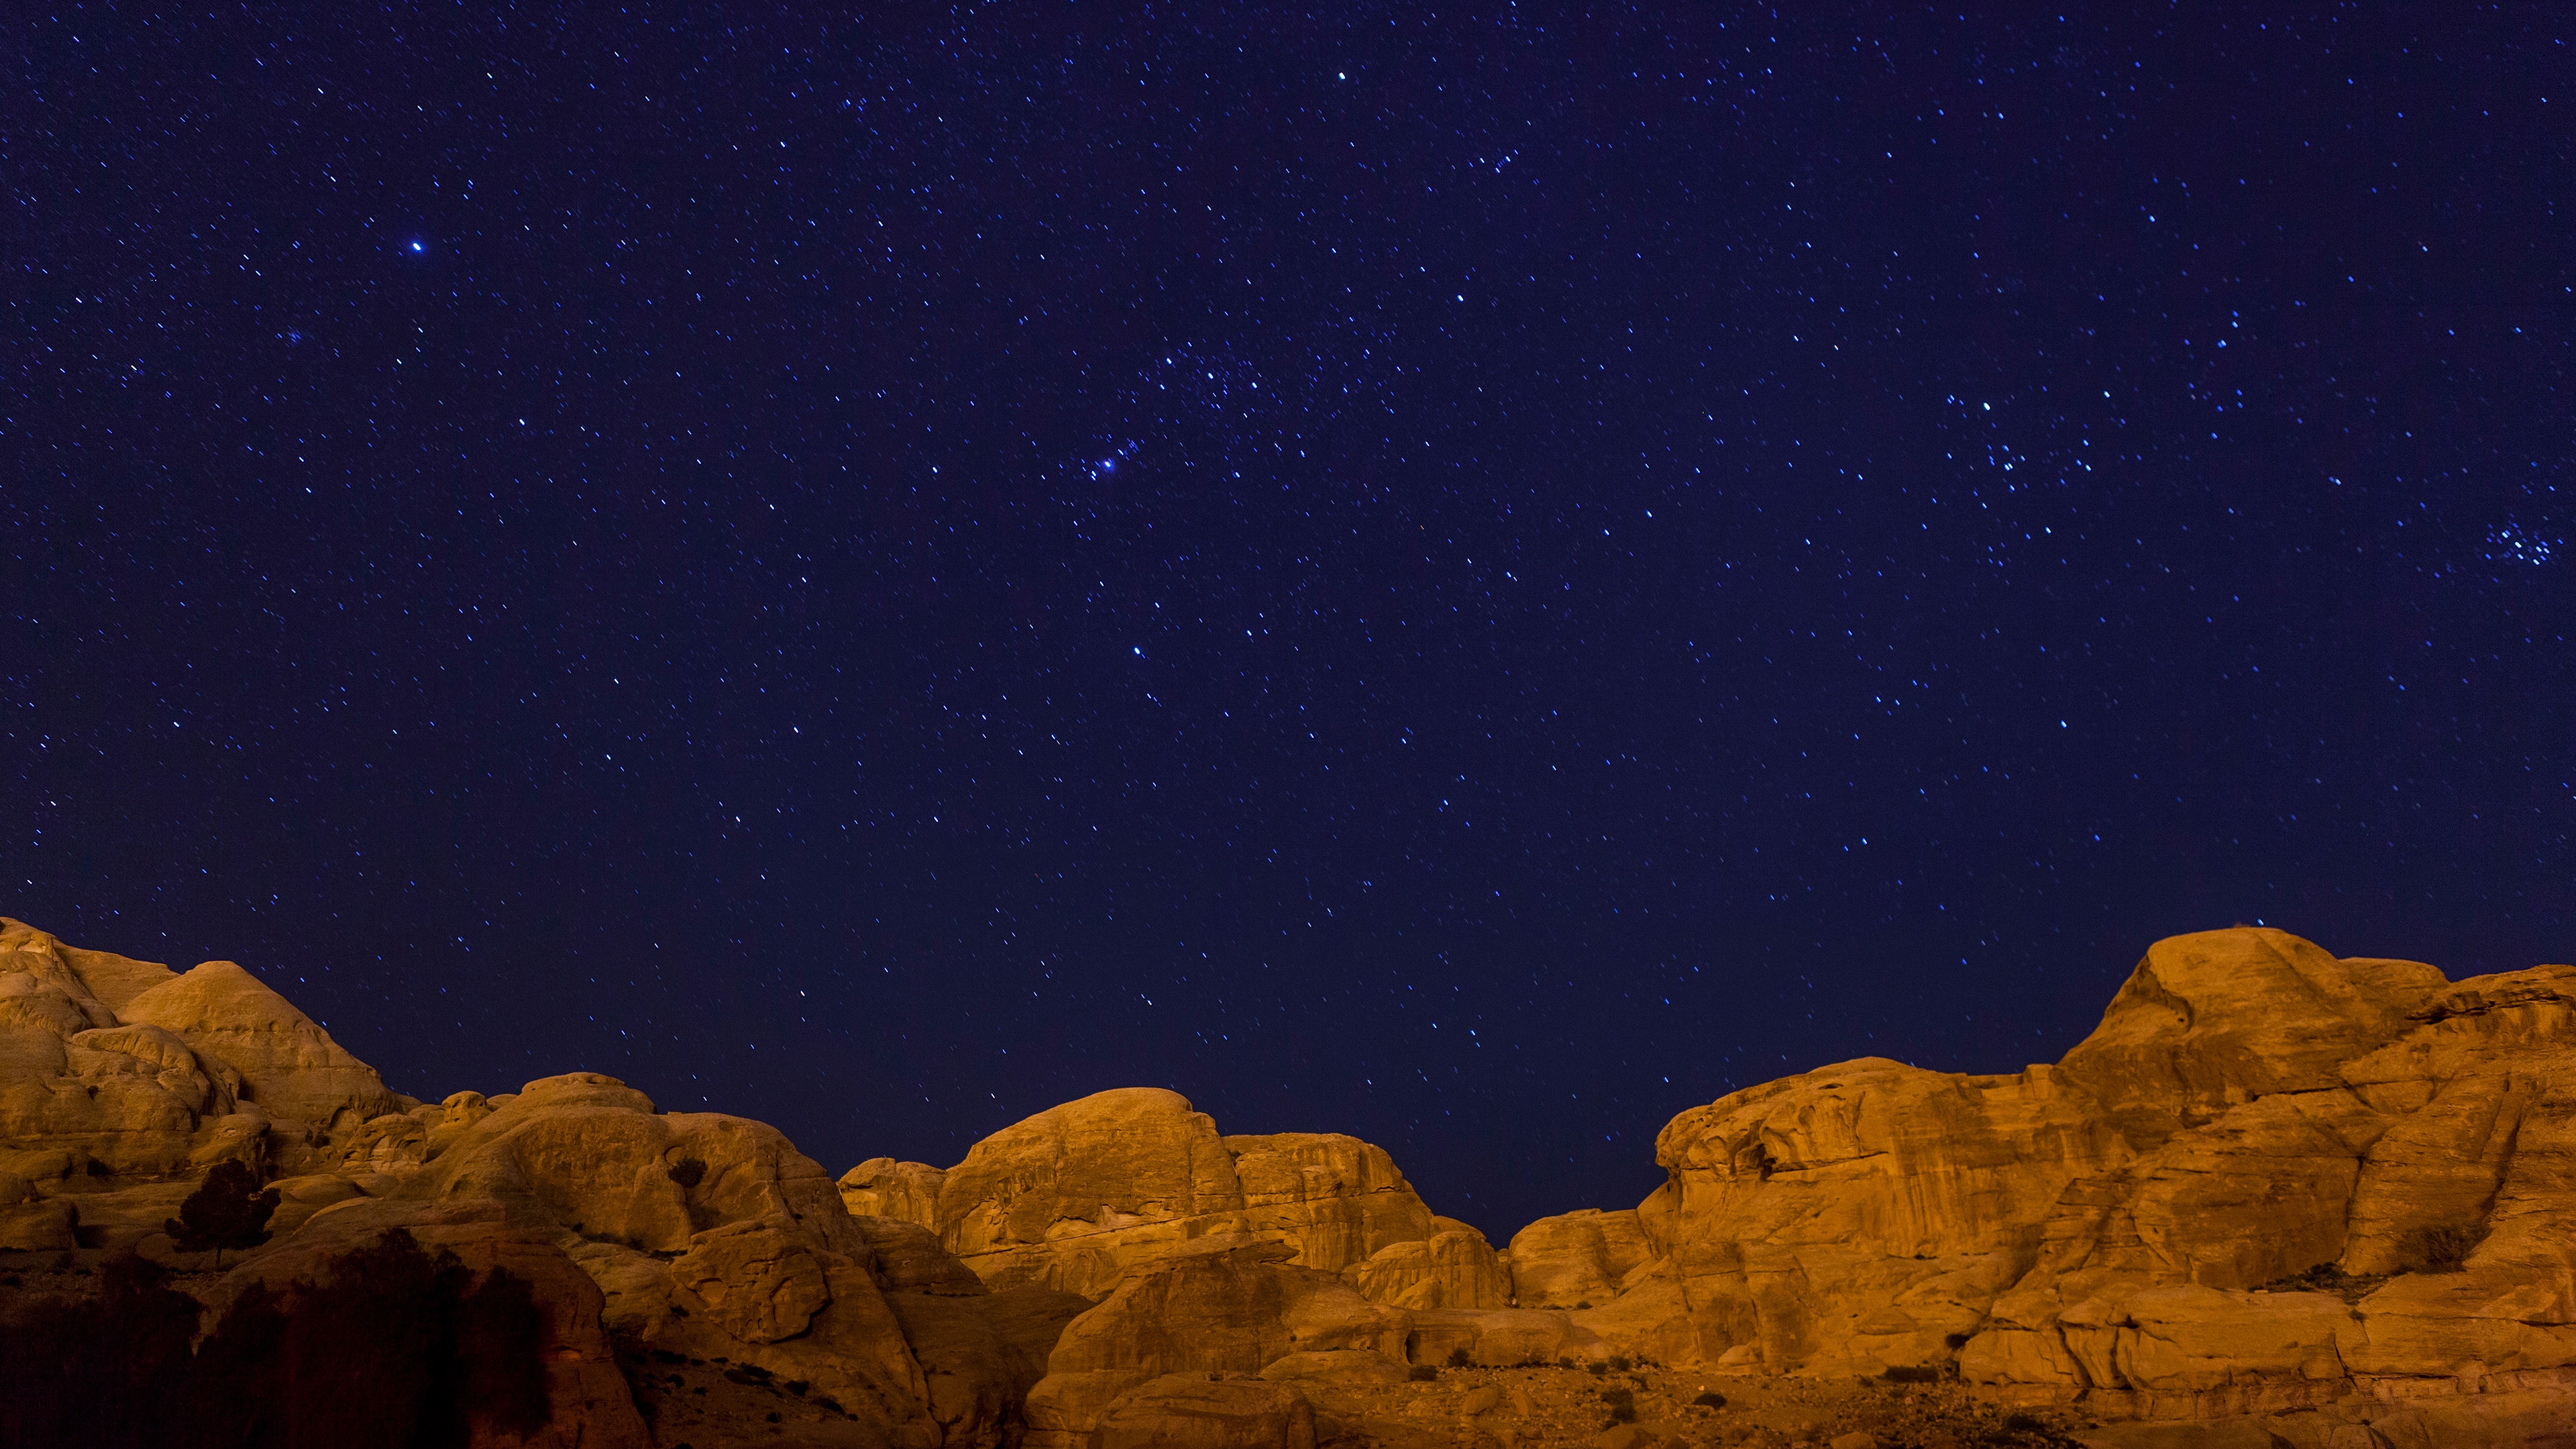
<box><xmin>10</xmin><ymin>5</ymin><xmax>2572</xmax><ymax>1237</ymax></box>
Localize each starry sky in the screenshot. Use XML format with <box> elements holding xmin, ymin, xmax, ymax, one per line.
<box><xmin>9</xmin><ymin>4</ymin><xmax>2573</xmax><ymax>1237</ymax></box>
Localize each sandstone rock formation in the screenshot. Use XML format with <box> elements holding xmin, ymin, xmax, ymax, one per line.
<box><xmin>1020</xmin><ymin>1236</ymin><xmax>1407</xmax><ymax>1448</ymax></box>
<box><xmin>1487</xmin><ymin>927</ymin><xmax>2576</xmax><ymax>1447</ymax></box>
<box><xmin>841</xmin><ymin>1155</ymin><xmax>947</xmax><ymax>1226</ymax></box>
<box><xmin>868</xmin><ymin>1085</ymin><xmax>1503</xmax><ymax>1315</ymax></box>
<box><xmin>13</xmin><ymin>916</ymin><xmax>2576</xmax><ymax>1447</ymax></box>
<box><xmin>0</xmin><ymin>919</ymin><xmax>396</xmax><ymax>1189</ymax></box>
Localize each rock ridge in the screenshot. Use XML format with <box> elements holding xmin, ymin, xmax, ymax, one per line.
<box><xmin>8</xmin><ymin>918</ymin><xmax>2576</xmax><ymax>1448</ymax></box>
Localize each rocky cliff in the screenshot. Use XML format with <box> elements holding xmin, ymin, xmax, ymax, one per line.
<box><xmin>3</xmin><ymin>918</ymin><xmax>2571</xmax><ymax>1448</ymax></box>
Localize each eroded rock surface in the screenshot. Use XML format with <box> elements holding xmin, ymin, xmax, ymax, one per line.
<box><xmin>12</xmin><ymin>917</ymin><xmax>2576</xmax><ymax>1446</ymax></box>
<box><xmin>874</xmin><ymin>1085</ymin><xmax>1499</xmax><ymax>1315</ymax></box>
<box><xmin>1483</xmin><ymin>928</ymin><xmax>2576</xmax><ymax>1446</ymax></box>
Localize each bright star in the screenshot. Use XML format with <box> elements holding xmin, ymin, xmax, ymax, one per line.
<box><xmin>409</xmin><ymin>241</ymin><xmax>425</xmax><ymax>253</ymax></box>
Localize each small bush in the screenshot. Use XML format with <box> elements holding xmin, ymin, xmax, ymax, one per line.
<box><xmin>1693</xmin><ymin>1391</ymin><xmax>1727</xmax><ymax>1408</ymax></box>
<box><xmin>2406</xmin><ymin>1223</ymin><xmax>2482</xmax><ymax>1273</ymax></box>
<box><xmin>1445</xmin><ymin>1346</ymin><xmax>1471</xmax><ymax>1368</ymax></box>
<box><xmin>1587</xmin><ymin>1361</ymin><xmax>1609</xmax><ymax>1377</ymax></box>
<box><xmin>1607</xmin><ymin>1354</ymin><xmax>1631</xmax><ymax>1371</ymax></box>
<box><xmin>1407</xmin><ymin>1364</ymin><xmax>1439</xmax><ymax>1383</ymax></box>
<box><xmin>2002</xmin><ymin>1411</ymin><xmax>2047</xmax><ymax>1432</ymax></box>
<box><xmin>1884</xmin><ymin>1364</ymin><xmax>1941</xmax><ymax>1383</ymax></box>
<box><xmin>1601</xmin><ymin>1387</ymin><xmax>1638</xmax><ymax>1424</ymax></box>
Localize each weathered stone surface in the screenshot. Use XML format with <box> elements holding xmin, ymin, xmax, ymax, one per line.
<box><xmin>409</xmin><ymin>1070</ymin><xmax>953</xmax><ymax>1444</ymax></box>
<box><xmin>854</xmin><ymin>1212</ymin><xmax>990</xmax><ymax>1295</ymax></box>
<box><xmin>120</xmin><ymin>958</ymin><xmax>400</xmax><ymax>1130</ymax></box>
<box><xmin>396</xmin><ymin>1071</ymin><xmax>857</xmax><ymax>1252</ymax></box>
<box><xmin>1348</xmin><ymin>1224</ymin><xmax>1511</xmax><ymax>1309</ymax></box>
<box><xmin>673</xmin><ymin>1218</ymin><xmax>834</xmax><ymax>1342</ymax></box>
<box><xmin>928</xmin><ymin>1087</ymin><xmax>1453</xmax><ymax>1301</ymax></box>
<box><xmin>1224</xmin><ymin>1130</ymin><xmax>1442</xmax><ymax>1277</ymax></box>
<box><xmin>841</xmin><ymin>1156</ymin><xmax>947</xmax><ymax>1226</ymax></box>
<box><xmin>1093</xmin><ymin>1373</ymin><xmax>1317</xmax><ymax>1449</ymax></box>
<box><xmin>1638</xmin><ymin>1053</ymin><xmax>2129</xmax><ymax>1376</ymax></box>
<box><xmin>1258</xmin><ymin>1348</ymin><xmax>1411</xmax><ymax>1385</ymax></box>
<box><xmin>1021</xmin><ymin>1237</ymin><xmax>1408</xmax><ymax>1448</ymax></box>
<box><xmin>1497</xmin><ymin>926</ymin><xmax>2576</xmax><ymax>1441</ymax></box>
<box><xmin>2055</xmin><ymin>928</ymin><xmax>2442</xmax><ymax>1150</ymax></box>
<box><xmin>1507</xmin><ymin>1208</ymin><xmax>1656</xmax><ymax>1308</ymax></box>
<box><xmin>0</xmin><ymin>1195</ymin><xmax>76</xmax><ymax>1250</ymax></box>
<box><xmin>0</xmin><ymin>922</ymin><xmax>227</xmax><ymax>1177</ymax></box>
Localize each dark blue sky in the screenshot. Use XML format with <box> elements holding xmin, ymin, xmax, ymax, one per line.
<box><xmin>10</xmin><ymin>3</ymin><xmax>2571</xmax><ymax>1236</ymax></box>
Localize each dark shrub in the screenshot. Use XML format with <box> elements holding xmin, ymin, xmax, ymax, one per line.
<box><xmin>1446</xmin><ymin>1346</ymin><xmax>1471</xmax><ymax>1368</ymax></box>
<box><xmin>1884</xmin><ymin>1364</ymin><xmax>1941</xmax><ymax>1383</ymax></box>
<box><xmin>164</xmin><ymin>1161</ymin><xmax>281</xmax><ymax>1267</ymax></box>
<box><xmin>2406</xmin><ymin>1224</ymin><xmax>2482</xmax><ymax>1273</ymax></box>
<box><xmin>1587</xmin><ymin>1361</ymin><xmax>1609</xmax><ymax>1377</ymax></box>
<box><xmin>1601</xmin><ymin>1386</ymin><xmax>1637</xmax><ymax>1424</ymax></box>
<box><xmin>1607</xmin><ymin>1355</ymin><xmax>1631</xmax><ymax>1371</ymax></box>
<box><xmin>1407</xmin><ymin>1364</ymin><xmax>1438</xmax><ymax>1382</ymax></box>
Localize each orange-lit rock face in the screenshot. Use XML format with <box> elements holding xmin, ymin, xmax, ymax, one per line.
<box><xmin>921</xmin><ymin>1085</ymin><xmax>1472</xmax><ymax>1303</ymax></box>
<box><xmin>0</xmin><ymin>918</ymin><xmax>395</xmax><ymax>1181</ymax></box>
<box><xmin>13</xmin><ymin>916</ymin><xmax>2576</xmax><ymax>1445</ymax></box>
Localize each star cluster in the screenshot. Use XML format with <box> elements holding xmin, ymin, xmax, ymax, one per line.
<box><xmin>9</xmin><ymin>4</ymin><xmax>2572</xmax><ymax>1234</ymax></box>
